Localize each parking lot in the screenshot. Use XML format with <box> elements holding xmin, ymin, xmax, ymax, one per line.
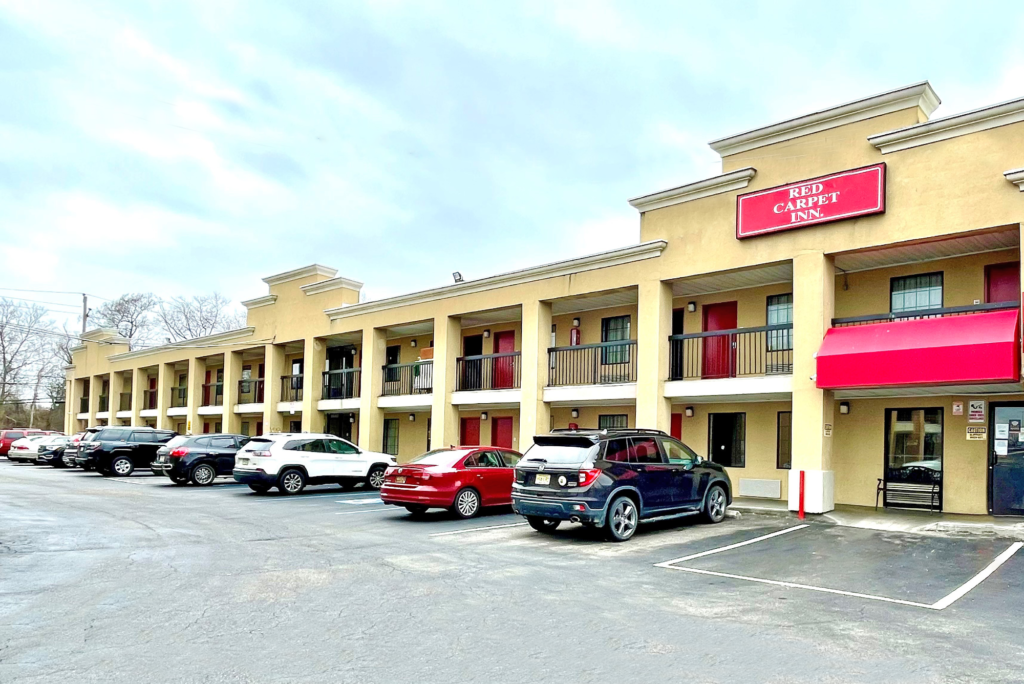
<box><xmin>3</xmin><ymin>461</ymin><xmax>1024</xmax><ymax>683</ymax></box>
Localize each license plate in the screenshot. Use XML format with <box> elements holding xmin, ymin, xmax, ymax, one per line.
<box><xmin>239</xmin><ymin>458</ymin><xmax>249</xmax><ymax>465</ymax></box>
<box><xmin>535</xmin><ymin>473</ymin><xmax>550</xmax><ymax>485</ymax></box>
<box><xmin>396</xmin><ymin>476</ymin><xmax>406</xmax><ymax>483</ymax></box>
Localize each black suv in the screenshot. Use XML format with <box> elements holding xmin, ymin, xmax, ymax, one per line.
<box><xmin>76</xmin><ymin>427</ymin><xmax>177</xmax><ymax>476</ymax></box>
<box><xmin>511</xmin><ymin>428</ymin><xmax>732</xmax><ymax>542</ymax></box>
<box><xmin>151</xmin><ymin>433</ymin><xmax>250</xmax><ymax>485</ymax></box>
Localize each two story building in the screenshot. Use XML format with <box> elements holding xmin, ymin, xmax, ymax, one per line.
<box><xmin>66</xmin><ymin>81</ymin><xmax>1024</xmax><ymax>517</ymax></box>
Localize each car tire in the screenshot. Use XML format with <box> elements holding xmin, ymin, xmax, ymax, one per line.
<box><xmin>404</xmin><ymin>504</ymin><xmax>429</xmax><ymax>516</ymax></box>
<box><xmin>278</xmin><ymin>468</ymin><xmax>306</xmax><ymax>495</ymax></box>
<box><xmin>604</xmin><ymin>494</ymin><xmax>639</xmax><ymax>542</ymax></box>
<box><xmin>110</xmin><ymin>456</ymin><xmax>134</xmax><ymax>477</ymax></box>
<box><xmin>703</xmin><ymin>485</ymin><xmax>727</xmax><ymax>524</ymax></box>
<box><xmin>451</xmin><ymin>488</ymin><xmax>481</xmax><ymax>519</ymax></box>
<box><xmin>248</xmin><ymin>484</ymin><xmax>270</xmax><ymax>494</ymax></box>
<box><xmin>190</xmin><ymin>463</ymin><xmax>216</xmax><ymax>486</ymax></box>
<box><xmin>365</xmin><ymin>465</ymin><xmax>387</xmax><ymax>491</ymax></box>
<box><xmin>526</xmin><ymin>516</ymin><xmax>561</xmax><ymax>533</ymax></box>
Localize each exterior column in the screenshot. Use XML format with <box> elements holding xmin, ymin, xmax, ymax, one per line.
<box><xmin>302</xmin><ymin>337</ymin><xmax>327</xmax><ymax>433</ymax></box>
<box><xmin>108</xmin><ymin>371</ymin><xmax>125</xmax><ymax>426</ymax></box>
<box><xmin>155</xmin><ymin>363</ymin><xmax>175</xmax><ymax>429</ymax></box>
<box><xmin>186</xmin><ymin>356</ymin><xmax>206</xmax><ymax>435</ymax></box>
<box><xmin>635</xmin><ymin>280</ymin><xmax>673</xmax><ymax>431</ymax></box>
<box><xmin>87</xmin><ymin>375</ymin><xmax>101</xmax><ymax>427</ymax></box>
<box><xmin>263</xmin><ymin>343</ymin><xmax>286</xmax><ymax>433</ymax></box>
<box><xmin>67</xmin><ymin>377</ymin><xmax>81</xmax><ymax>432</ymax></box>
<box><xmin>358</xmin><ymin>328</ymin><xmax>386</xmax><ymax>452</ymax></box>
<box><xmin>789</xmin><ymin>251</ymin><xmax>836</xmax><ymax>514</ymax></box>
<box><xmin>430</xmin><ymin>315</ymin><xmax>461</xmax><ymax>449</ymax></box>
<box><xmin>222</xmin><ymin>351</ymin><xmax>243</xmax><ymax>434</ymax></box>
<box><xmin>131</xmin><ymin>369</ymin><xmax>147</xmax><ymax>426</ymax></box>
<box><xmin>519</xmin><ymin>299</ymin><xmax>552</xmax><ymax>451</ymax></box>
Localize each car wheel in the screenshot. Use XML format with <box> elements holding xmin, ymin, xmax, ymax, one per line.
<box><xmin>366</xmin><ymin>466</ymin><xmax>387</xmax><ymax>491</ymax></box>
<box><xmin>248</xmin><ymin>484</ymin><xmax>270</xmax><ymax>494</ymax></box>
<box><xmin>451</xmin><ymin>488</ymin><xmax>481</xmax><ymax>519</ymax></box>
<box><xmin>404</xmin><ymin>504</ymin><xmax>429</xmax><ymax>516</ymax></box>
<box><xmin>526</xmin><ymin>517</ymin><xmax>561</xmax><ymax>533</ymax></box>
<box><xmin>190</xmin><ymin>464</ymin><xmax>216</xmax><ymax>486</ymax></box>
<box><xmin>278</xmin><ymin>468</ymin><xmax>306</xmax><ymax>495</ymax></box>
<box><xmin>703</xmin><ymin>485</ymin><xmax>727</xmax><ymax>524</ymax></box>
<box><xmin>604</xmin><ymin>495</ymin><xmax>638</xmax><ymax>542</ymax></box>
<box><xmin>110</xmin><ymin>457</ymin><xmax>134</xmax><ymax>477</ymax></box>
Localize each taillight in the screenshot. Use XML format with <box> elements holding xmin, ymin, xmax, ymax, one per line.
<box><xmin>169</xmin><ymin>447</ymin><xmax>190</xmax><ymax>458</ymax></box>
<box><xmin>578</xmin><ymin>469</ymin><xmax>601</xmax><ymax>487</ymax></box>
<box><xmin>252</xmin><ymin>450</ymin><xmax>272</xmax><ymax>457</ymax></box>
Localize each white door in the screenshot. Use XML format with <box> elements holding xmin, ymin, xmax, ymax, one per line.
<box><xmin>326</xmin><ymin>437</ymin><xmax>364</xmax><ymax>475</ymax></box>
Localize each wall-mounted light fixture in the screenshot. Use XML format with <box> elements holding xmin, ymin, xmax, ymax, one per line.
<box><xmin>839</xmin><ymin>401</ymin><xmax>850</xmax><ymax>415</ymax></box>
<box><xmin>687</xmin><ymin>302</ymin><xmax>697</xmax><ymax>313</ymax></box>
<box><xmin>685</xmin><ymin>406</ymin><xmax>694</xmax><ymax>418</ymax></box>
<box><xmin>480</xmin><ymin>412</ymin><xmax>488</xmax><ymax>421</ymax></box>
<box><xmin>410</xmin><ymin>339</ymin><xmax>417</xmax><ymax>347</ymax></box>
<box><xmin>571</xmin><ymin>408</ymin><xmax>579</xmax><ymax>419</ymax></box>
<box><xmin>483</xmin><ymin>330</ymin><xmax>490</xmax><ymax>338</ymax></box>
<box><xmin>408</xmin><ymin>413</ymin><xmax>416</xmax><ymax>421</ymax></box>
<box><xmin>572</xmin><ymin>317</ymin><xmax>581</xmax><ymax>327</ymax></box>
<box><xmin>348</xmin><ymin>414</ymin><xmax>355</xmax><ymax>423</ymax></box>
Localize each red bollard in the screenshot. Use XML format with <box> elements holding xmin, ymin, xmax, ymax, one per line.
<box><xmin>798</xmin><ymin>470</ymin><xmax>806</xmax><ymax>520</ymax></box>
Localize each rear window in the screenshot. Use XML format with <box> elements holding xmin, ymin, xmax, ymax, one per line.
<box><xmin>165</xmin><ymin>436</ymin><xmax>189</xmax><ymax>449</ymax></box>
<box><xmin>519</xmin><ymin>442</ymin><xmax>600</xmax><ymax>466</ymax></box>
<box><xmin>240</xmin><ymin>437</ymin><xmax>272</xmax><ymax>452</ymax></box>
<box><xmin>5</xmin><ymin>432</ymin><xmax>24</xmax><ymax>439</ymax></box>
<box><xmin>411</xmin><ymin>449</ymin><xmax>472</xmax><ymax>466</ymax></box>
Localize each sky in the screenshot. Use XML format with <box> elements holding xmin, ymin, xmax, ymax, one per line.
<box><xmin>1</xmin><ymin>0</ymin><xmax>1023</xmax><ymax>325</ymax></box>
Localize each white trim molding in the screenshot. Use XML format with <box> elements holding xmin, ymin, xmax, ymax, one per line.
<box><xmin>140</xmin><ymin>409</ymin><xmax>158</xmax><ymax>418</ymax></box>
<box><xmin>197</xmin><ymin>405</ymin><xmax>223</xmax><ymax>416</ymax></box>
<box><xmin>629</xmin><ymin>168</ymin><xmax>756</xmax><ymax>213</ymax></box>
<box><xmin>1005</xmin><ymin>168</ymin><xmax>1024</xmax><ymax>191</ymax></box>
<box><xmin>869</xmin><ymin>96</ymin><xmax>1024</xmax><ymax>154</ymax></box>
<box><xmin>542</xmin><ymin>382</ymin><xmax>637</xmax><ymax>407</ymax></box>
<box><xmin>76</xmin><ymin>412</ymin><xmax>88</xmax><ymax>420</ymax></box>
<box><xmin>241</xmin><ymin>294</ymin><xmax>277</xmax><ymax>310</ymax></box>
<box><xmin>277</xmin><ymin>401</ymin><xmax>303</xmax><ymax>414</ymax></box>
<box><xmin>262</xmin><ymin>264</ymin><xmax>337</xmax><ymax>287</ymax></box>
<box><xmin>317</xmin><ymin>398</ymin><xmax>361</xmax><ymax>412</ymax></box>
<box><xmin>108</xmin><ymin>328</ymin><xmax>257</xmax><ymax>362</ymax></box>
<box><xmin>710</xmin><ymin>82</ymin><xmax>940</xmax><ymax>158</ymax></box>
<box><xmin>665</xmin><ymin>374</ymin><xmax>792</xmax><ymax>403</ymax></box>
<box><xmin>167</xmin><ymin>407</ymin><xmax>187</xmax><ymax>417</ymax></box>
<box><xmin>96</xmin><ymin>411</ymin><xmax>110</xmax><ymax>420</ymax></box>
<box><xmin>234</xmin><ymin>403</ymin><xmax>265</xmax><ymax>414</ymax></box>
<box><xmin>326</xmin><ymin>241</ymin><xmax>667</xmax><ymax>320</ymax></box>
<box><xmin>301</xmin><ymin>276</ymin><xmax>365</xmax><ymax>296</ymax></box>
<box><xmin>377</xmin><ymin>394</ymin><xmax>433</xmax><ymax>411</ymax></box>
<box><xmin>115</xmin><ymin>410</ymin><xmax>131</xmax><ymax>419</ymax></box>
<box><xmin>451</xmin><ymin>389</ymin><xmax>522</xmax><ymax>409</ymax></box>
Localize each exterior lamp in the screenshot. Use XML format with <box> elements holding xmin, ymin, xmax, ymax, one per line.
<box><xmin>571</xmin><ymin>408</ymin><xmax>579</xmax><ymax>419</ymax></box>
<box><xmin>483</xmin><ymin>330</ymin><xmax>490</xmax><ymax>338</ymax></box>
<box><xmin>685</xmin><ymin>406</ymin><xmax>694</xmax><ymax>418</ymax></box>
<box><xmin>687</xmin><ymin>302</ymin><xmax>697</xmax><ymax>313</ymax></box>
<box><xmin>572</xmin><ymin>317</ymin><xmax>581</xmax><ymax>327</ymax></box>
<box><xmin>408</xmin><ymin>413</ymin><xmax>416</xmax><ymax>421</ymax></box>
<box><xmin>348</xmin><ymin>414</ymin><xmax>355</xmax><ymax>423</ymax></box>
<box><xmin>480</xmin><ymin>412</ymin><xmax>488</xmax><ymax>421</ymax></box>
<box><xmin>410</xmin><ymin>339</ymin><xmax>417</xmax><ymax>347</ymax></box>
<box><xmin>839</xmin><ymin>402</ymin><xmax>850</xmax><ymax>415</ymax></box>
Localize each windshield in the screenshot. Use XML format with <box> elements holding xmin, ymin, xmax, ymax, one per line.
<box><xmin>411</xmin><ymin>449</ymin><xmax>472</xmax><ymax>466</ymax></box>
<box><xmin>519</xmin><ymin>442</ymin><xmax>600</xmax><ymax>466</ymax></box>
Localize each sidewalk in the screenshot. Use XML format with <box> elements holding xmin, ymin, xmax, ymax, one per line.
<box><xmin>731</xmin><ymin>497</ymin><xmax>1024</xmax><ymax>540</ymax></box>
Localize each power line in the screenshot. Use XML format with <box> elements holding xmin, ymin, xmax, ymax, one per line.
<box><xmin>0</xmin><ymin>287</ymin><xmax>111</xmax><ymax>301</ymax></box>
<box><xmin>0</xmin><ymin>295</ymin><xmax>81</xmax><ymax>311</ymax></box>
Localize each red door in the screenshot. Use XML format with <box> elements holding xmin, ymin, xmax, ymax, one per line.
<box><xmin>491</xmin><ymin>417</ymin><xmax>514</xmax><ymax>448</ymax></box>
<box><xmin>465</xmin><ymin>449</ymin><xmax>513</xmax><ymax>506</ymax></box>
<box><xmin>702</xmin><ymin>302</ymin><xmax>737</xmax><ymax>379</ymax></box>
<box><xmin>671</xmin><ymin>413</ymin><xmax>683</xmax><ymax>440</ymax></box>
<box><xmin>492</xmin><ymin>331</ymin><xmax>516</xmax><ymax>389</ymax></box>
<box><xmin>986</xmin><ymin>262</ymin><xmax>1021</xmax><ymax>304</ymax></box>
<box><xmin>460</xmin><ymin>417</ymin><xmax>481</xmax><ymax>446</ymax></box>
<box><xmin>148</xmin><ymin>377</ymin><xmax>157</xmax><ymax>410</ymax></box>
<box><xmin>203</xmin><ymin>370</ymin><xmax>211</xmax><ymax>406</ymax></box>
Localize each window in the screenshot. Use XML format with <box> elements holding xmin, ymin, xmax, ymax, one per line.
<box><xmin>211</xmin><ymin>437</ymin><xmax>235</xmax><ymax>449</ymax></box>
<box><xmin>628</xmin><ymin>437</ymin><xmax>663</xmax><ymax>464</ymax></box>
<box><xmin>195</xmin><ymin>437</ymin><xmax>212</xmax><ymax>447</ymax></box>
<box><xmin>325</xmin><ymin>438</ymin><xmax>358</xmax><ymax>454</ymax></box>
<box><xmin>708</xmin><ymin>413</ymin><xmax>746</xmax><ymax>468</ymax></box>
<box><xmin>288</xmin><ymin>420</ymin><xmax>301</xmax><ymax>433</ymax></box>
<box><xmin>601</xmin><ymin>315</ymin><xmax>631</xmax><ymax>365</ymax></box>
<box><xmin>660</xmin><ymin>437</ymin><xmax>697</xmax><ymax>464</ymax></box>
<box><xmin>499</xmin><ymin>451</ymin><xmax>521</xmax><ymax>467</ymax></box>
<box><xmin>214</xmin><ymin>422</ymin><xmax>222</xmax><ymax>433</ymax></box>
<box><xmin>766</xmin><ymin>294</ymin><xmax>793</xmax><ymax>352</ymax></box>
<box><xmin>884</xmin><ymin>408</ymin><xmax>943</xmax><ymax>484</ymax></box>
<box><xmin>777</xmin><ymin>411</ymin><xmax>792</xmax><ymax>470</ymax></box>
<box><xmin>603</xmin><ymin>438</ymin><xmax>630</xmax><ymax>462</ymax></box>
<box><xmin>466</xmin><ymin>451</ymin><xmax>503</xmax><ymax>468</ymax></box>
<box><xmin>672</xmin><ymin>308</ymin><xmax>686</xmax><ymax>336</ymax></box>
<box><xmin>241</xmin><ymin>422</ymin><xmax>250</xmax><ymax>437</ymax></box>
<box><xmin>599</xmin><ymin>414</ymin><xmax>628</xmax><ymax>430</ymax></box>
<box><xmin>6</xmin><ymin>432</ymin><xmax>24</xmax><ymax>439</ymax></box>
<box><xmin>383</xmin><ymin>419</ymin><xmax>399</xmax><ymax>456</ymax></box>
<box><xmin>891</xmin><ymin>273</ymin><xmax>943</xmax><ymax>314</ymax></box>
<box><xmin>283</xmin><ymin>438</ymin><xmax>316</xmax><ymax>451</ymax></box>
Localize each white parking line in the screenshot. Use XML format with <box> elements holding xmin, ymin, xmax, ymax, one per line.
<box><xmin>654</xmin><ymin>525</ymin><xmax>809</xmax><ymax>567</ymax></box>
<box><xmin>931</xmin><ymin>541</ymin><xmax>1023</xmax><ymax>610</ymax></box>
<box><xmin>430</xmin><ymin>522</ymin><xmax>528</xmax><ymax>537</ymax></box>
<box><xmin>335</xmin><ymin>507</ymin><xmax>393</xmax><ymax>515</ymax></box>
<box><xmin>338</xmin><ymin>498</ymin><xmax>384</xmax><ymax>505</ymax></box>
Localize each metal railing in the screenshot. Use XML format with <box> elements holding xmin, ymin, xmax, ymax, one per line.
<box><xmin>80</xmin><ymin>397</ymin><xmax>89</xmax><ymax>413</ymax></box>
<box><xmin>143</xmin><ymin>389</ymin><xmax>158</xmax><ymax>410</ymax></box>
<box><xmin>323</xmin><ymin>368</ymin><xmax>361</xmax><ymax>400</ymax></box>
<box><xmin>381</xmin><ymin>361</ymin><xmax>433</xmax><ymax>396</ymax></box>
<box><xmin>119</xmin><ymin>392</ymin><xmax>131</xmax><ymax>411</ymax></box>
<box><xmin>170</xmin><ymin>386</ymin><xmax>188</xmax><ymax>408</ymax></box>
<box><xmin>456</xmin><ymin>352</ymin><xmax>521</xmax><ymax>391</ymax></box>
<box><xmin>832</xmin><ymin>301</ymin><xmax>1019</xmax><ymax>327</ymax></box>
<box><xmin>202</xmin><ymin>382</ymin><xmax>224</xmax><ymax>407</ymax></box>
<box><xmin>669</xmin><ymin>324</ymin><xmax>794</xmax><ymax>380</ymax></box>
<box><xmin>281</xmin><ymin>374</ymin><xmax>304</xmax><ymax>402</ymax></box>
<box><xmin>238</xmin><ymin>378</ymin><xmax>265</xmax><ymax>404</ymax></box>
<box><xmin>547</xmin><ymin>340</ymin><xmax>637</xmax><ymax>386</ymax></box>
<box><xmin>98</xmin><ymin>395</ymin><xmax>109</xmax><ymax>412</ymax></box>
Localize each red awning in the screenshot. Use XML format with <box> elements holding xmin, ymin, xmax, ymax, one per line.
<box><xmin>816</xmin><ymin>308</ymin><xmax>1021</xmax><ymax>389</ymax></box>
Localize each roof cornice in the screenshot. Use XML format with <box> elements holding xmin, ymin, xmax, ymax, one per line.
<box><xmin>241</xmin><ymin>294</ymin><xmax>277</xmax><ymax>310</ymax></box>
<box><xmin>869</xmin><ymin>96</ymin><xmax>1024</xmax><ymax>154</ymax></box>
<box><xmin>301</xmin><ymin>276</ymin><xmax>365</xmax><ymax>296</ymax></box>
<box><xmin>1006</xmin><ymin>168</ymin><xmax>1024</xmax><ymax>191</ymax></box>
<box><xmin>710</xmin><ymin>82</ymin><xmax>940</xmax><ymax>158</ymax></box>
<box><xmin>107</xmin><ymin>327</ymin><xmax>257</xmax><ymax>362</ymax></box>
<box><xmin>262</xmin><ymin>264</ymin><xmax>337</xmax><ymax>286</ymax></box>
<box><xmin>326</xmin><ymin>241</ymin><xmax>668</xmax><ymax>321</ymax></box>
<box><xmin>629</xmin><ymin>167</ymin><xmax>756</xmax><ymax>213</ymax></box>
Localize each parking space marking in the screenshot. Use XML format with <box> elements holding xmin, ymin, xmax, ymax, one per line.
<box><xmin>334</xmin><ymin>507</ymin><xmax>394</xmax><ymax>515</ymax></box>
<box><xmin>430</xmin><ymin>522</ymin><xmax>528</xmax><ymax>537</ymax></box>
<box><xmin>338</xmin><ymin>498</ymin><xmax>384</xmax><ymax>505</ymax></box>
<box><xmin>932</xmin><ymin>541</ymin><xmax>1023</xmax><ymax>610</ymax></box>
<box><xmin>654</xmin><ymin>524</ymin><xmax>809</xmax><ymax>567</ymax></box>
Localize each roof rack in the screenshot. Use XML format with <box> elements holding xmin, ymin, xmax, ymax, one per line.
<box><xmin>549</xmin><ymin>427</ymin><xmax>668</xmax><ymax>437</ymax></box>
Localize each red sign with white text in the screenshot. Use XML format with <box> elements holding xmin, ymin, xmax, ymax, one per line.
<box><xmin>736</xmin><ymin>163</ymin><xmax>886</xmax><ymax>239</ymax></box>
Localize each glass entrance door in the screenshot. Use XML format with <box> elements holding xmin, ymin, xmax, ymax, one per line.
<box><xmin>991</xmin><ymin>404</ymin><xmax>1024</xmax><ymax>516</ymax></box>
<box><xmin>883</xmin><ymin>408</ymin><xmax>943</xmax><ymax>510</ymax></box>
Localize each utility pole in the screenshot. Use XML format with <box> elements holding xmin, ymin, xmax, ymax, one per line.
<box><xmin>81</xmin><ymin>293</ymin><xmax>88</xmax><ymax>335</ymax></box>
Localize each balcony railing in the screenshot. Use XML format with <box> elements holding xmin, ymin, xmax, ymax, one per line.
<box><xmin>832</xmin><ymin>301</ymin><xmax>1019</xmax><ymax>327</ymax></box>
<box><xmin>323</xmin><ymin>368</ymin><xmax>361</xmax><ymax>400</ymax></box>
<box><xmin>547</xmin><ymin>341</ymin><xmax>637</xmax><ymax>387</ymax></box>
<box><xmin>238</xmin><ymin>378</ymin><xmax>265</xmax><ymax>404</ymax></box>
<box><xmin>169</xmin><ymin>386</ymin><xmax>188</xmax><ymax>408</ymax></box>
<box><xmin>456</xmin><ymin>352</ymin><xmax>521</xmax><ymax>391</ymax></box>
<box><xmin>143</xmin><ymin>389</ymin><xmax>158</xmax><ymax>410</ymax></box>
<box><xmin>202</xmin><ymin>382</ymin><xmax>224</xmax><ymax>407</ymax></box>
<box><xmin>80</xmin><ymin>397</ymin><xmax>89</xmax><ymax>413</ymax></box>
<box><xmin>382</xmin><ymin>361</ymin><xmax>433</xmax><ymax>396</ymax></box>
<box><xmin>669</xmin><ymin>324</ymin><xmax>794</xmax><ymax>380</ymax></box>
<box><xmin>98</xmin><ymin>395</ymin><xmax>109</xmax><ymax>412</ymax></box>
<box><xmin>282</xmin><ymin>374</ymin><xmax>304</xmax><ymax>402</ymax></box>
<box><xmin>119</xmin><ymin>392</ymin><xmax>131</xmax><ymax>411</ymax></box>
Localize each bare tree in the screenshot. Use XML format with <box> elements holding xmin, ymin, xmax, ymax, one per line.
<box><xmin>0</xmin><ymin>299</ymin><xmax>52</xmax><ymax>425</ymax></box>
<box><xmin>157</xmin><ymin>293</ymin><xmax>246</xmax><ymax>342</ymax></box>
<box><xmin>91</xmin><ymin>293</ymin><xmax>159</xmax><ymax>350</ymax></box>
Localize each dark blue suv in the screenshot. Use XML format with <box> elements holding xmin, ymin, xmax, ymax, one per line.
<box><xmin>511</xmin><ymin>428</ymin><xmax>732</xmax><ymax>542</ymax></box>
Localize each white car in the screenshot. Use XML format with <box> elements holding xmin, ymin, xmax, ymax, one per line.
<box><xmin>7</xmin><ymin>435</ymin><xmax>51</xmax><ymax>463</ymax></box>
<box><xmin>232</xmin><ymin>433</ymin><xmax>397</xmax><ymax>495</ymax></box>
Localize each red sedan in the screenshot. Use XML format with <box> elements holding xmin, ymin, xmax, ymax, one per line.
<box><xmin>381</xmin><ymin>446</ymin><xmax>522</xmax><ymax>518</ymax></box>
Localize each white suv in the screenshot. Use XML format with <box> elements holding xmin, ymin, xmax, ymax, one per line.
<box><xmin>233</xmin><ymin>433</ymin><xmax>397</xmax><ymax>495</ymax></box>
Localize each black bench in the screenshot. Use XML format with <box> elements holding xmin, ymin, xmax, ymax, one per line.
<box><xmin>876</xmin><ymin>470</ymin><xmax>941</xmax><ymax>512</ymax></box>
